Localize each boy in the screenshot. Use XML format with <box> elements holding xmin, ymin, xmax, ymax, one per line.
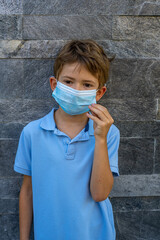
<box><xmin>14</xmin><ymin>39</ymin><xmax>120</xmax><ymax>240</ymax></box>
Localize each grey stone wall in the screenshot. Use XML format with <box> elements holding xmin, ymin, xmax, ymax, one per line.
<box><xmin>0</xmin><ymin>1</ymin><xmax>160</xmax><ymax>239</ymax></box>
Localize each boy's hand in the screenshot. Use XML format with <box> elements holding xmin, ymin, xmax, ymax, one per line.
<box><xmin>87</xmin><ymin>103</ymin><xmax>114</xmax><ymax>140</ymax></box>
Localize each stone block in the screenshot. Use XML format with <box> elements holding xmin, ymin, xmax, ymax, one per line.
<box><xmin>0</xmin><ymin>177</ymin><xmax>22</xmax><ymax>198</ymax></box>
<box><xmin>155</xmin><ymin>137</ymin><xmax>160</xmax><ymax>174</ymax></box>
<box><xmin>0</xmin><ymin>98</ymin><xmax>139</xmax><ymax>123</ymax></box>
<box><xmin>0</xmin><ymin>214</ymin><xmax>34</xmax><ymax>240</ymax></box>
<box><xmin>99</xmin><ymin>98</ymin><xmax>157</xmax><ymax>121</ymax></box>
<box><xmin>0</xmin><ymin>123</ymin><xmax>24</xmax><ymax>139</ymax></box>
<box><xmin>157</xmin><ymin>98</ymin><xmax>160</xmax><ymax>120</ymax></box>
<box><xmin>114</xmin><ymin>210</ymin><xmax>160</xmax><ymax>240</ymax></box>
<box><xmin>138</xmin><ymin>2</ymin><xmax>160</xmax><ymax>15</ymax></box>
<box><xmin>99</xmin><ymin>39</ymin><xmax>160</xmax><ymax>59</ymax></box>
<box><xmin>140</xmin><ymin>211</ymin><xmax>160</xmax><ymax>239</ymax></box>
<box><xmin>118</xmin><ymin>138</ymin><xmax>154</xmax><ymax>175</ymax></box>
<box><xmin>23</xmin><ymin>59</ymin><xmax>54</xmax><ymax>99</ymax></box>
<box><xmin>0</xmin><ymin>214</ymin><xmax>19</xmax><ymax>240</ymax></box>
<box><xmin>115</xmin><ymin>211</ymin><xmax>143</xmax><ymax>240</ymax></box>
<box><xmin>1</xmin><ymin>39</ymin><xmax>160</xmax><ymax>59</ymax></box>
<box><xmin>0</xmin><ymin>99</ymin><xmax>58</xmax><ymax>123</ymax></box>
<box><xmin>114</xmin><ymin>119</ymin><xmax>160</xmax><ymax>138</ymax></box>
<box><xmin>23</xmin><ymin>15</ymin><xmax>112</xmax><ymax>40</ymax></box>
<box><xmin>0</xmin><ymin>15</ymin><xmax>22</xmax><ymax>40</ymax></box>
<box><xmin>0</xmin><ymin>140</ymin><xmax>19</xmax><ymax>176</ymax></box>
<box><xmin>0</xmin><ymin>0</ymin><xmax>23</xmax><ymax>14</ymax></box>
<box><xmin>0</xmin><ymin>59</ymin><xmax>24</xmax><ymax>99</ymax></box>
<box><xmin>115</xmin><ymin>121</ymin><xmax>160</xmax><ymax>138</ymax></box>
<box><xmin>0</xmin><ymin>40</ymin><xmax>26</xmax><ymax>58</ymax></box>
<box><xmin>0</xmin><ymin>40</ymin><xmax>64</xmax><ymax>59</ymax></box>
<box><xmin>112</xmin><ymin>16</ymin><xmax>160</xmax><ymax>40</ymax></box>
<box><xmin>110</xmin><ymin>174</ymin><xmax>160</xmax><ymax>197</ymax></box>
<box><xmin>108</xmin><ymin>59</ymin><xmax>160</xmax><ymax>98</ymax></box>
<box><xmin>110</xmin><ymin>196</ymin><xmax>160</xmax><ymax>213</ymax></box>
<box><xmin>0</xmin><ymin>199</ymin><xmax>18</xmax><ymax>214</ymax></box>
<box><xmin>23</xmin><ymin>0</ymin><xmax>160</xmax><ymax>15</ymax></box>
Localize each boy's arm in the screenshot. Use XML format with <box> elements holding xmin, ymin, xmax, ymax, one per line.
<box><xmin>90</xmin><ymin>138</ymin><xmax>114</xmax><ymax>202</ymax></box>
<box><xmin>87</xmin><ymin>103</ymin><xmax>119</xmax><ymax>202</ymax></box>
<box><xmin>19</xmin><ymin>175</ymin><xmax>33</xmax><ymax>240</ymax></box>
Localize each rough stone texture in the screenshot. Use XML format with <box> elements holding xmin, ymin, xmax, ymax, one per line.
<box><xmin>137</xmin><ymin>2</ymin><xmax>160</xmax><ymax>16</ymax></box>
<box><xmin>0</xmin><ymin>99</ymin><xmax>58</xmax><ymax>123</ymax></box>
<box><xmin>112</xmin><ymin>16</ymin><xmax>160</xmax><ymax>40</ymax></box>
<box><xmin>155</xmin><ymin>137</ymin><xmax>160</xmax><ymax>173</ymax></box>
<box><xmin>0</xmin><ymin>0</ymin><xmax>23</xmax><ymax>14</ymax></box>
<box><xmin>115</xmin><ymin>121</ymin><xmax>160</xmax><ymax>138</ymax></box>
<box><xmin>109</xmin><ymin>59</ymin><xmax>160</xmax><ymax>98</ymax></box>
<box><xmin>0</xmin><ymin>40</ymin><xmax>64</xmax><ymax>59</ymax></box>
<box><xmin>0</xmin><ymin>177</ymin><xmax>22</xmax><ymax>199</ymax></box>
<box><xmin>99</xmin><ymin>97</ymin><xmax>157</xmax><ymax>121</ymax></box>
<box><xmin>22</xmin><ymin>0</ymin><xmax>160</xmax><ymax>15</ymax></box>
<box><xmin>110</xmin><ymin>196</ymin><xmax>160</xmax><ymax>212</ymax></box>
<box><xmin>0</xmin><ymin>15</ymin><xmax>22</xmax><ymax>40</ymax></box>
<box><xmin>23</xmin><ymin>59</ymin><xmax>54</xmax><ymax>99</ymax></box>
<box><xmin>0</xmin><ymin>59</ymin><xmax>24</xmax><ymax>99</ymax></box>
<box><xmin>0</xmin><ymin>140</ymin><xmax>18</xmax><ymax>177</ymax></box>
<box><xmin>0</xmin><ymin>214</ymin><xmax>34</xmax><ymax>240</ymax></box>
<box><xmin>1</xmin><ymin>40</ymin><xmax>160</xmax><ymax>59</ymax></box>
<box><xmin>23</xmin><ymin>15</ymin><xmax>112</xmax><ymax>40</ymax></box>
<box><xmin>0</xmin><ymin>98</ymin><xmax>157</xmax><ymax>123</ymax></box>
<box><xmin>99</xmin><ymin>40</ymin><xmax>160</xmax><ymax>59</ymax></box>
<box><xmin>0</xmin><ymin>0</ymin><xmax>160</xmax><ymax>239</ymax></box>
<box><xmin>157</xmin><ymin>98</ymin><xmax>160</xmax><ymax>120</ymax></box>
<box><xmin>0</xmin><ymin>123</ymin><xmax>24</xmax><ymax>139</ymax></box>
<box><xmin>110</xmin><ymin>174</ymin><xmax>160</xmax><ymax>197</ymax></box>
<box><xmin>114</xmin><ymin>210</ymin><xmax>160</xmax><ymax>240</ymax></box>
<box><xmin>118</xmin><ymin>138</ymin><xmax>154</xmax><ymax>175</ymax></box>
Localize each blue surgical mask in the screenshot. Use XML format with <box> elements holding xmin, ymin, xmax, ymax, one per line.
<box><xmin>52</xmin><ymin>80</ymin><xmax>100</xmax><ymax>115</ymax></box>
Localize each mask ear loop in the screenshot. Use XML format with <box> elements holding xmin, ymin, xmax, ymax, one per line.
<box><xmin>50</xmin><ymin>75</ymin><xmax>57</xmax><ymax>82</ymax></box>
<box><xmin>96</xmin><ymin>83</ymin><xmax>107</xmax><ymax>92</ymax></box>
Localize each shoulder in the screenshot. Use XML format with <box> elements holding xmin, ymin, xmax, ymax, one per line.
<box><xmin>107</xmin><ymin>123</ymin><xmax>120</xmax><ymax>141</ymax></box>
<box><xmin>22</xmin><ymin>114</ymin><xmax>47</xmax><ymax>136</ymax></box>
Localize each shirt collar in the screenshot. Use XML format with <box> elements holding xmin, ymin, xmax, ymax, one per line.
<box><xmin>40</xmin><ymin>107</ymin><xmax>94</xmax><ymax>135</ymax></box>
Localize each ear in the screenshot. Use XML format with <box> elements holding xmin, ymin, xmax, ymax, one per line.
<box><xmin>96</xmin><ymin>86</ymin><xmax>107</xmax><ymax>102</ymax></box>
<box><xmin>49</xmin><ymin>76</ymin><xmax>57</xmax><ymax>91</ymax></box>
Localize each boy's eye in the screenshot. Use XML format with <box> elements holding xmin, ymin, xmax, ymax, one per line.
<box><xmin>64</xmin><ymin>81</ymin><xmax>92</xmax><ymax>88</ymax></box>
<box><xmin>84</xmin><ymin>83</ymin><xmax>92</xmax><ymax>87</ymax></box>
<box><xmin>65</xmin><ymin>80</ymin><xmax>72</xmax><ymax>84</ymax></box>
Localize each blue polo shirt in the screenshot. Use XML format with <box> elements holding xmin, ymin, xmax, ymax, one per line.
<box><xmin>14</xmin><ymin>107</ymin><xmax>120</xmax><ymax>240</ymax></box>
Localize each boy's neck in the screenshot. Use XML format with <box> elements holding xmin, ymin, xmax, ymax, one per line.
<box><xmin>54</xmin><ymin>107</ymin><xmax>89</xmax><ymax>128</ymax></box>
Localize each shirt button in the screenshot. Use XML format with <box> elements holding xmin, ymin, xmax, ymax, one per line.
<box><xmin>63</xmin><ymin>139</ymin><xmax>69</xmax><ymax>144</ymax></box>
<box><xmin>66</xmin><ymin>139</ymin><xmax>70</xmax><ymax>144</ymax></box>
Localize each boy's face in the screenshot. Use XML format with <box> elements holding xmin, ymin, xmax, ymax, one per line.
<box><xmin>50</xmin><ymin>62</ymin><xmax>106</xmax><ymax>102</ymax></box>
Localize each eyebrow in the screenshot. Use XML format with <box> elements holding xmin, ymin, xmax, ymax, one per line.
<box><xmin>62</xmin><ymin>76</ymin><xmax>96</xmax><ymax>84</ymax></box>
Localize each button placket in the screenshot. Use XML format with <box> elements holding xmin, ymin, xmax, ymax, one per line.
<box><xmin>65</xmin><ymin>142</ymin><xmax>75</xmax><ymax>160</ymax></box>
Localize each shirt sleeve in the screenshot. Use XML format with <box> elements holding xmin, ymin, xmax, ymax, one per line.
<box><xmin>13</xmin><ymin>126</ymin><xmax>32</xmax><ymax>176</ymax></box>
<box><xmin>107</xmin><ymin>129</ymin><xmax>120</xmax><ymax>177</ymax></box>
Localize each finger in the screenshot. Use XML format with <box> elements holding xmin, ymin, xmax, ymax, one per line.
<box><xmin>91</xmin><ymin>104</ymin><xmax>114</xmax><ymax>122</ymax></box>
<box><xmin>86</xmin><ymin>112</ymin><xmax>103</xmax><ymax>125</ymax></box>
<box><xmin>89</xmin><ymin>105</ymin><xmax>107</xmax><ymax>122</ymax></box>
<box><xmin>89</xmin><ymin>109</ymin><xmax>98</xmax><ymax>118</ymax></box>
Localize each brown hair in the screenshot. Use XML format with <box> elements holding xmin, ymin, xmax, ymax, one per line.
<box><xmin>54</xmin><ymin>39</ymin><xmax>115</xmax><ymax>88</ymax></box>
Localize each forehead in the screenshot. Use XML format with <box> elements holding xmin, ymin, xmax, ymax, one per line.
<box><xmin>59</xmin><ymin>62</ymin><xmax>99</xmax><ymax>82</ymax></box>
